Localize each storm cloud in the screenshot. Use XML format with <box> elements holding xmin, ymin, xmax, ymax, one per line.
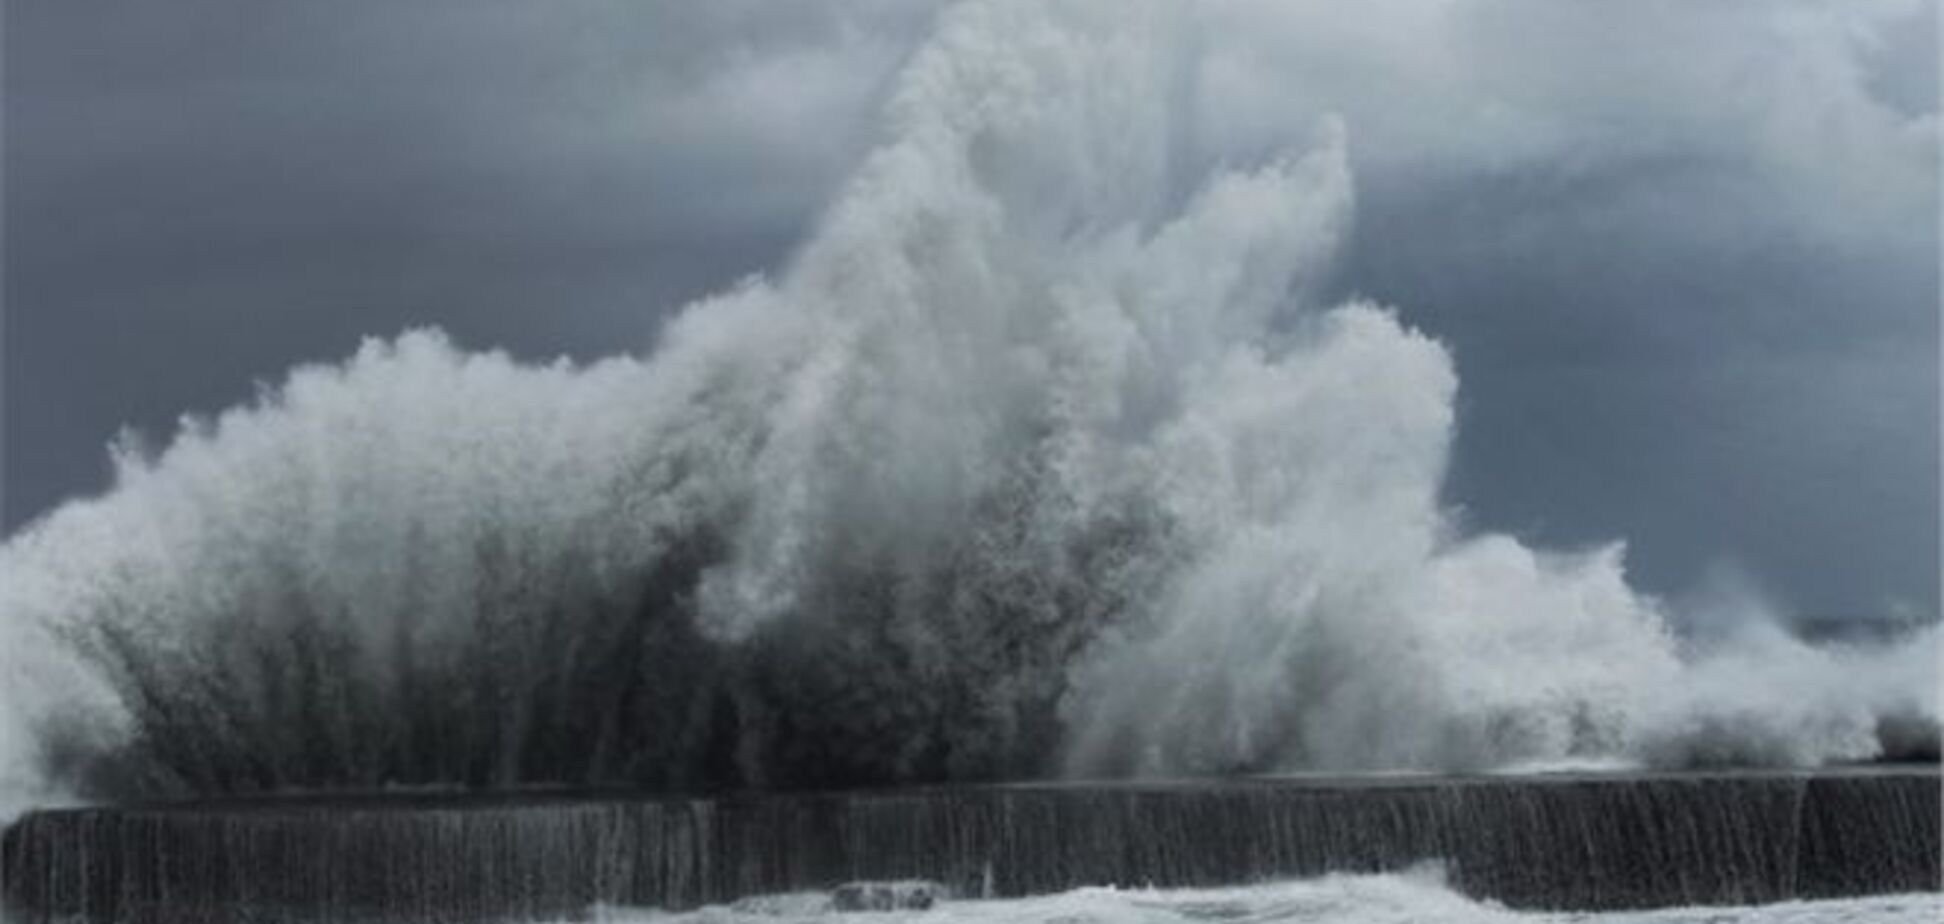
<box><xmin>5</xmin><ymin>0</ymin><xmax>1937</xmax><ymax>622</ymax></box>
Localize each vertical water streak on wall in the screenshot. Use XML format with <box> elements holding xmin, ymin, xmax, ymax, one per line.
<box><xmin>1796</xmin><ymin>773</ymin><xmax>1941</xmax><ymax>898</ymax></box>
<box><xmin>3</xmin><ymin>771</ymin><xmax>1938</xmax><ymax>922</ymax></box>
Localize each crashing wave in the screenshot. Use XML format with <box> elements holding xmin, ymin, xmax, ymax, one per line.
<box><xmin>0</xmin><ymin>0</ymin><xmax>1934</xmax><ymax>815</ymax></box>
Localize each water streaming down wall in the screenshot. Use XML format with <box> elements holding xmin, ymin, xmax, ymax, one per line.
<box><xmin>3</xmin><ymin>769</ymin><xmax>1936</xmax><ymax>922</ymax></box>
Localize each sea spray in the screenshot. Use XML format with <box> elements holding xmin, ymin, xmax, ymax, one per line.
<box><xmin>0</xmin><ymin>0</ymin><xmax>1935</xmax><ymax>813</ymax></box>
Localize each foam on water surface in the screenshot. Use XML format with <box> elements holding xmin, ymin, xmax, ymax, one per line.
<box><xmin>588</xmin><ymin>873</ymin><xmax>1942</xmax><ymax>924</ymax></box>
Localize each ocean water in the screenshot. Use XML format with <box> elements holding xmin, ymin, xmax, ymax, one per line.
<box><xmin>588</xmin><ymin>871</ymin><xmax>1940</xmax><ymax>924</ymax></box>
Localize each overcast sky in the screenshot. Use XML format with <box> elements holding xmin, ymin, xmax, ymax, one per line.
<box><xmin>5</xmin><ymin>0</ymin><xmax>1937</xmax><ymax>622</ymax></box>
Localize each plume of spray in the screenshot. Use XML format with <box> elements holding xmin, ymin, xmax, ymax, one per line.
<box><xmin>0</xmin><ymin>0</ymin><xmax>1935</xmax><ymax>818</ymax></box>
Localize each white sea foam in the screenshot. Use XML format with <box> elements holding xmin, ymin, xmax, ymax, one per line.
<box><xmin>584</xmin><ymin>872</ymin><xmax>1941</xmax><ymax>924</ymax></box>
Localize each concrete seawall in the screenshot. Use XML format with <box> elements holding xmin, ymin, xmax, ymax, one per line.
<box><xmin>4</xmin><ymin>768</ymin><xmax>1937</xmax><ymax>922</ymax></box>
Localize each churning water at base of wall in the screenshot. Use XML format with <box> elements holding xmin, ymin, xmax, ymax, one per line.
<box><xmin>599</xmin><ymin>876</ymin><xmax>1938</xmax><ymax>924</ymax></box>
<box><xmin>3</xmin><ymin>768</ymin><xmax>1937</xmax><ymax>923</ymax></box>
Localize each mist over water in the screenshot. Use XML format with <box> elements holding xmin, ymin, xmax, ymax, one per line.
<box><xmin>0</xmin><ymin>0</ymin><xmax>1935</xmax><ymax>817</ymax></box>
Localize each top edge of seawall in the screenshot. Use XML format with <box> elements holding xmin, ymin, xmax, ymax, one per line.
<box><xmin>13</xmin><ymin>762</ymin><xmax>1938</xmax><ymax>819</ymax></box>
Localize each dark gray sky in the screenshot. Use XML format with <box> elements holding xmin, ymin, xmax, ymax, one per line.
<box><xmin>5</xmin><ymin>0</ymin><xmax>1938</xmax><ymax>621</ymax></box>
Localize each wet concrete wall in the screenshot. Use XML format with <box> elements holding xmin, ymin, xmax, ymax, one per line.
<box><xmin>3</xmin><ymin>768</ymin><xmax>1937</xmax><ymax>922</ymax></box>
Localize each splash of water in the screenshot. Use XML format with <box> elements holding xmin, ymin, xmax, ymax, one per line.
<box><xmin>0</xmin><ymin>0</ymin><xmax>1934</xmax><ymax>815</ymax></box>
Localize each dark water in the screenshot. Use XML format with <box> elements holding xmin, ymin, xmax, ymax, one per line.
<box><xmin>3</xmin><ymin>768</ymin><xmax>1936</xmax><ymax>923</ymax></box>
